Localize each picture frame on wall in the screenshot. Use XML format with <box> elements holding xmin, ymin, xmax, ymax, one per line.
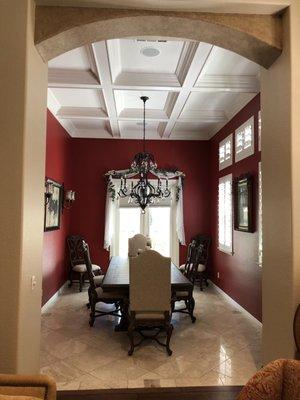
<box><xmin>234</xmin><ymin>174</ymin><xmax>254</xmax><ymax>232</ymax></box>
<box><xmin>44</xmin><ymin>178</ymin><xmax>62</xmax><ymax>232</ymax></box>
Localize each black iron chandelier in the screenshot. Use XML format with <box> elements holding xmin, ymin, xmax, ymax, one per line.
<box><xmin>118</xmin><ymin>96</ymin><xmax>171</xmax><ymax>212</ymax></box>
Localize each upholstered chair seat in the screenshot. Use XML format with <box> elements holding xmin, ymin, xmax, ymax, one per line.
<box><xmin>0</xmin><ymin>374</ymin><xmax>56</xmax><ymax>400</ymax></box>
<box><xmin>135</xmin><ymin>311</ymin><xmax>165</xmax><ymax>320</ymax></box>
<box><xmin>237</xmin><ymin>359</ymin><xmax>300</xmax><ymax>400</ymax></box>
<box><xmin>179</xmin><ymin>263</ymin><xmax>206</xmax><ymax>272</ymax></box>
<box><xmin>72</xmin><ymin>263</ymin><xmax>100</xmax><ymax>273</ymax></box>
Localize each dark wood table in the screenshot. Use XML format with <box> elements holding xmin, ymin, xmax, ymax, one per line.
<box><xmin>102</xmin><ymin>256</ymin><xmax>193</xmax><ymax>330</ymax></box>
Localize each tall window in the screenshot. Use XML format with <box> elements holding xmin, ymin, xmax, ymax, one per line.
<box><xmin>258</xmin><ymin>111</ymin><xmax>262</xmax><ymax>152</ymax></box>
<box><xmin>117</xmin><ymin>206</ymin><xmax>172</xmax><ymax>258</ymax></box>
<box><xmin>235</xmin><ymin>116</ymin><xmax>254</xmax><ymax>162</ymax></box>
<box><xmin>219</xmin><ymin>134</ymin><xmax>233</xmax><ymax>171</ymax></box>
<box><xmin>218</xmin><ymin>174</ymin><xmax>233</xmax><ymax>253</ymax></box>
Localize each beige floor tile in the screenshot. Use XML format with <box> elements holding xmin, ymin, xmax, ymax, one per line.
<box><xmin>40</xmin><ymin>285</ymin><xmax>262</xmax><ymax>390</ymax></box>
<box><xmin>40</xmin><ymin>360</ymin><xmax>82</xmax><ymax>384</ymax></box>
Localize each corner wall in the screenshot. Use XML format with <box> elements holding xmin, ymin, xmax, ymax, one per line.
<box><xmin>209</xmin><ymin>94</ymin><xmax>262</xmax><ymax>321</ymax></box>
<box><xmin>42</xmin><ymin>110</ymin><xmax>73</xmax><ymax>305</ymax></box>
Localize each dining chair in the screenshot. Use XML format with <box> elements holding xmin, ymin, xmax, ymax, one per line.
<box><xmin>179</xmin><ymin>234</ymin><xmax>211</xmax><ymax>290</ymax></box>
<box><xmin>192</xmin><ymin>234</ymin><xmax>211</xmax><ymax>290</ymax></box>
<box><xmin>128</xmin><ymin>250</ymin><xmax>173</xmax><ymax>356</ymax></box>
<box><xmin>67</xmin><ymin>235</ymin><xmax>103</xmax><ymax>292</ymax></box>
<box><xmin>128</xmin><ymin>234</ymin><xmax>151</xmax><ymax>257</ymax></box>
<box><xmin>172</xmin><ymin>241</ymin><xmax>200</xmax><ymax>323</ymax></box>
<box><xmin>82</xmin><ymin>241</ymin><xmax>125</xmax><ymax>327</ymax></box>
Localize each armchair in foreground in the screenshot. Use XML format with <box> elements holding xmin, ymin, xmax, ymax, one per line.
<box><xmin>0</xmin><ymin>374</ymin><xmax>56</xmax><ymax>400</ymax></box>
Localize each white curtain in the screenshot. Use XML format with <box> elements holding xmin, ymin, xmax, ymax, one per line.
<box><xmin>103</xmin><ymin>178</ymin><xmax>115</xmax><ymax>250</ymax></box>
<box><xmin>176</xmin><ymin>177</ymin><xmax>185</xmax><ymax>245</ymax></box>
<box><xmin>104</xmin><ymin>172</ymin><xmax>186</xmax><ymax>249</ymax></box>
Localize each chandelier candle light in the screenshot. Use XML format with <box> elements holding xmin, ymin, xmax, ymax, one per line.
<box><xmin>118</xmin><ymin>96</ymin><xmax>170</xmax><ymax>212</ymax></box>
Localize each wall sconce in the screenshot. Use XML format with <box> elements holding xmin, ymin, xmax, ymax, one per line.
<box><xmin>63</xmin><ymin>189</ymin><xmax>76</xmax><ymax>210</ymax></box>
<box><xmin>45</xmin><ymin>180</ymin><xmax>54</xmax><ymax>205</ymax></box>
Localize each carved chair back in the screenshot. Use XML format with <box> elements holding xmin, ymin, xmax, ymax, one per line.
<box><xmin>128</xmin><ymin>233</ymin><xmax>152</xmax><ymax>257</ymax></box>
<box><xmin>192</xmin><ymin>234</ymin><xmax>211</xmax><ymax>266</ymax></box>
<box><xmin>82</xmin><ymin>241</ymin><xmax>97</xmax><ymax>295</ymax></box>
<box><xmin>184</xmin><ymin>242</ymin><xmax>204</xmax><ymax>282</ymax></box>
<box><xmin>129</xmin><ymin>250</ymin><xmax>171</xmax><ymax>312</ymax></box>
<box><xmin>67</xmin><ymin>235</ymin><xmax>85</xmax><ymax>267</ymax></box>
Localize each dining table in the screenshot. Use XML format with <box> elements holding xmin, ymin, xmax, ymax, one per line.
<box><xmin>101</xmin><ymin>256</ymin><xmax>193</xmax><ymax>331</ymax></box>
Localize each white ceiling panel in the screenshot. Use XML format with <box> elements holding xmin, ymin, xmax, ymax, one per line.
<box><xmin>198</xmin><ymin>45</ymin><xmax>260</xmax><ymax>77</ymax></box>
<box><xmin>50</xmin><ymin>88</ymin><xmax>106</xmax><ymax>109</ymax></box>
<box><xmin>114</xmin><ymin>90</ymin><xmax>169</xmax><ymax>115</ymax></box>
<box><xmin>107</xmin><ymin>39</ymin><xmax>184</xmax><ymax>82</ymax></box>
<box><xmin>172</xmin><ymin>121</ymin><xmax>215</xmax><ymax>140</ymax></box>
<box><xmin>47</xmin><ymin>38</ymin><xmax>260</xmax><ymax>140</ymax></box>
<box><xmin>182</xmin><ymin>91</ymin><xmax>251</xmax><ymax>113</ymax></box>
<box><xmin>119</xmin><ymin>120</ymin><xmax>164</xmax><ymax>139</ymax></box>
<box><xmin>71</xmin><ymin>119</ymin><xmax>109</xmax><ymax>130</ymax></box>
<box><xmin>48</xmin><ymin>47</ymin><xmax>91</xmax><ymax>70</ymax></box>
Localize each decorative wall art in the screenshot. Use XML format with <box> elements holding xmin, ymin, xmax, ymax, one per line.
<box><xmin>44</xmin><ymin>178</ymin><xmax>62</xmax><ymax>231</ymax></box>
<box><xmin>234</xmin><ymin>174</ymin><xmax>254</xmax><ymax>232</ymax></box>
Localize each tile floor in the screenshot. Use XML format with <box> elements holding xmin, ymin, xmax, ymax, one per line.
<box><xmin>40</xmin><ymin>284</ymin><xmax>262</xmax><ymax>390</ymax></box>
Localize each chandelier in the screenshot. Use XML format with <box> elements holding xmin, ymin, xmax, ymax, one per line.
<box><xmin>118</xmin><ymin>96</ymin><xmax>171</xmax><ymax>212</ymax></box>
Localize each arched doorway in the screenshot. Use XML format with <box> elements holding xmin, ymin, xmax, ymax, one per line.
<box><xmin>1</xmin><ymin>1</ymin><xmax>299</xmax><ymax>375</ymax></box>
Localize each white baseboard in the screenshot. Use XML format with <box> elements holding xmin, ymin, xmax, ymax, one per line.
<box><xmin>209</xmin><ymin>280</ymin><xmax>262</xmax><ymax>326</ymax></box>
<box><xmin>42</xmin><ymin>281</ymin><xmax>68</xmax><ymax>313</ymax></box>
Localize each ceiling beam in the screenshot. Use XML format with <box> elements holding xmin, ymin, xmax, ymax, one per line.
<box><xmin>162</xmin><ymin>42</ymin><xmax>214</xmax><ymax>138</ymax></box>
<box><xmin>92</xmin><ymin>41</ymin><xmax>120</xmax><ymax>137</ymax></box>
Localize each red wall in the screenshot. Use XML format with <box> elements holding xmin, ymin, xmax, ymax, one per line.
<box><xmin>209</xmin><ymin>94</ymin><xmax>262</xmax><ymax>321</ymax></box>
<box><xmin>42</xmin><ymin>111</ymin><xmax>73</xmax><ymax>305</ymax></box>
<box><xmin>69</xmin><ymin>139</ymin><xmax>211</xmax><ymax>270</ymax></box>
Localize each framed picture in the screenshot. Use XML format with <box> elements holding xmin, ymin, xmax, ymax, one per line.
<box><xmin>234</xmin><ymin>174</ymin><xmax>254</xmax><ymax>232</ymax></box>
<box><xmin>44</xmin><ymin>178</ymin><xmax>62</xmax><ymax>232</ymax></box>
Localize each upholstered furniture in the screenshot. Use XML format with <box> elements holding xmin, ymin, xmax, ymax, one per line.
<box><xmin>0</xmin><ymin>374</ymin><xmax>56</xmax><ymax>400</ymax></box>
<box><xmin>294</xmin><ymin>304</ymin><xmax>300</xmax><ymax>357</ymax></box>
<box><xmin>173</xmin><ymin>240</ymin><xmax>199</xmax><ymax>322</ymax></box>
<box><xmin>128</xmin><ymin>234</ymin><xmax>151</xmax><ymax>257</ymax></box>
<box><xmin>128</xmin><ymin>250</ymin><xmax>173</xmax><ymax>356</ymax></box>
<box><xmin>82</xmin><ymin>241</ymin><xmax>125</xmax><ymax>327</ymax></box>
<box><xmin>237</xmin><ymin>359</ymin><xmax>300</xmax><ymax>400</ymax></box>
<box><xmin>179</xmin><ymin>234</ymin><xmax>211</xmax><ymax>290</ymax></box>
<box><xmin>67</xmin><ymin>235</ymin><xmax>103</xmax><ymax>292</ymax></box>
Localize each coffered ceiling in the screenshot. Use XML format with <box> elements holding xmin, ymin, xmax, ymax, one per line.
<box><xmin>47</xmin><ymin>38</ymin><xmax>260</xmax><ymax>140</ymax></box>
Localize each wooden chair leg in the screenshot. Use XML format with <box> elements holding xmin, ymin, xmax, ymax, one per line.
<box><xmin>189</xmin><ymin>296</ymin><xmax>196</xmax><ymax>323</ymax></box>
<box><xmin>165</xmin><ymin>314</ymin><xmax>173</xmax><ymax>356</ymax></box>
<box><xmin>89</xmin><ymin>301</ymin><xmax>95</xmax><ymax>327</ymax></box>
<box><xmin>68</xmin><ymin>269</ymin><xmax>73</xmax><ymax>287</ymax></box>
<box><xmin>127</xmin><ymin>320</ymin><xmax>135</xmax><ymax>356</ymax></box>
<box><xmin>79</xmin><ymin>273</ymin><xmax>84</xmax><ymax>292</ymax></box>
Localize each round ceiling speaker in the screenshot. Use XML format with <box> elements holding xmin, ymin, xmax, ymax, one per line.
<box><xmin>140</xmin><ymin>47</ymin><xmax>160</xmax><ymax>57</ymax></box>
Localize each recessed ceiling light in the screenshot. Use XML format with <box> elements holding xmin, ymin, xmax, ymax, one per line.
<box><xmin>140</xmin><ymin>47</ymin><xmax>160</xmax><ymax>57</ymax></box>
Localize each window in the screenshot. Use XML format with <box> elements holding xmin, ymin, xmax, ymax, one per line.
<box><xmin>258</xmin><ymin>111</ymin><xmax>261</xmax><ymax>152</ymax></box>
<box><xmin>118</xmin><ymin>207</ymin><xmax>140</xmax><ymax>257</ymax></box>
<box><xmin>112</xmin><ymin>179</ymin><xmax>179</xmax><ymax>263</ymax></box>
<box><xmin>117</xmin><ymin>206</ymin><xmax>172</xmax><ymax>258</ymax></box>
<box><xmin>219</xmin><ymin>134</ymin><xmax>233</xmax><ymax>170</ymax></box>
<box><xmin>218</xmin><ymin>174</ymin><xmax>233</xmax><ymax>253</ymax></box>
<box><xmin>258</xmin><ymin>162</ymin><xmax>263</xmax><ymax>267</ymax></box>
<box><xmin>235</xmin><ymin>116</ymin><xmax>254</xmax><ymax>162</ymax></box>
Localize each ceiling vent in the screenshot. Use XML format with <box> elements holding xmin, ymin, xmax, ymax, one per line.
<box><xmin>140</xmin><ymin>47</ymin><xmax>160</xmax><ymax>57</ymax></box>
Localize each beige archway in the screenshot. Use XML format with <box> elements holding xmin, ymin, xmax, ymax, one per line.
<box><xmin>35</xmin><ymin>7</ymin><xmax>282</xmax><ymax>67</ymax></box>
<box><xmin>1</xmin><ymin>0</ymin><xmax>300</xmax><ymax>374</ymax></box>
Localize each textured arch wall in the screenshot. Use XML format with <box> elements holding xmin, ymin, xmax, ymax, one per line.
<box><xmin>35</xmin><ymin>6</ymin><xmax>282</xmax><ymax>68</ymax></box>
